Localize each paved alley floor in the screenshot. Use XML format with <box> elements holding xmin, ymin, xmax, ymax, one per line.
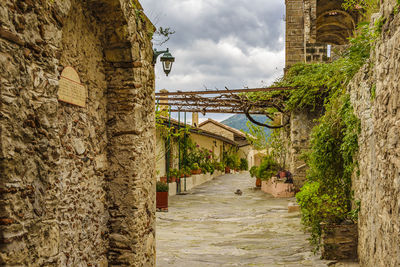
<box><xmin>156</xmin><ymin>173</ymin><xmax>340</xmax><ymax>267</ymax></box>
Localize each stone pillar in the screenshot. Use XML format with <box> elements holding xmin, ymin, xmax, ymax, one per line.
<box><xmin>192</xmin><ymin>112</ymin><xmax>199</xmax><ymax>127</ymax></box>
<box><xmin>103</xmin><ymin>1</ymin><xmax>156</xmax><ymax>265</ymax></box>
<box><xmin>285</xmin><ymin>0</ymin><xmax>305</xmax><ymax>70</ymax></box>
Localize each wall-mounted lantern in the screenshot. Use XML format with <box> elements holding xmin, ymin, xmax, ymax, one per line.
<box><xmin>153</xmin><ymin>48</ymin><xmax>175</xmax><ymax>76</ymax></box>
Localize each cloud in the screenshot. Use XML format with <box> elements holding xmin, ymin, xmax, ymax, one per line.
<box><xmin>142</xmin><ymin>0</ymin><xmax>286</xmax><ymax>120</ymax></box>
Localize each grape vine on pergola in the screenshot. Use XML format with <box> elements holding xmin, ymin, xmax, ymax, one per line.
<box><xmin>155</xmin><ymin>87</ymin><xmax>295</xmax><ymax>129</ymax></box>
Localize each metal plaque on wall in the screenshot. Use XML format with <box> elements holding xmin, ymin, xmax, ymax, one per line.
<box><xmin>57</xmin><ymin>66</ymin><xmax>87</xmax><ymax>107</ymax></box>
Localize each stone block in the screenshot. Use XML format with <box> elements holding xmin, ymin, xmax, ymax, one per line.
<box><xmin>321</xmin><ymin>223</ymin><xmax>358</xmax><ymax>261</ymax></box>
<box><xmin>288</xmin><ymin>202</ymin><xmax>301</xmax><ymax>212</ymax></box>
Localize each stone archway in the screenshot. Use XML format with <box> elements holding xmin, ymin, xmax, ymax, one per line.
<box><xmin>0</xmin><ymin>0</ymin><xmax>155</xmax><ymax>266</ymax></box>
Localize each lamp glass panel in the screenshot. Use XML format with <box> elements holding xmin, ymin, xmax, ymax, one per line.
<box><xmin>163</xmin><ymin>60</ymin><xmax>172</xmax><ymax>71</ymax></box>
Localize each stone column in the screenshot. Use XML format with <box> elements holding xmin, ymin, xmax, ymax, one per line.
<box><xmin>285</xmin><ymin>0</ymin><xmax>305</xmax><ymax>70</ymax></box>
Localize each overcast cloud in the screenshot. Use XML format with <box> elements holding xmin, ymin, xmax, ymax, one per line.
<box><xmin>141</xmin><ymin>0</ymin><xmax>286</xmax><ymax>121</ymax></box>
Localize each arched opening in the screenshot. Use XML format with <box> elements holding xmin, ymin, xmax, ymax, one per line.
<box><xmin>316</xmin><ymin>0</ymin><xmax>359</xmax><ymax>44</ymax></box>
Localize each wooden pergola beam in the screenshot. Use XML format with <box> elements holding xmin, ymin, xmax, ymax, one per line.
<box><xmin>155</xmin><ymin>87</ymin><xmax>294</xmax><ymax>96</ymax></box>
<box><xmin>168</xmin><ymin>108</ymin><xmax>266</xmax><ymax>114</ymax></box>
<box><xmin>156</xmin><ymin>97</ymin><xmax>241</xmax><ymax>102</ymax></box>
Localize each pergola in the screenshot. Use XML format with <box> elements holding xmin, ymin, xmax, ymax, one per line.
<box><xmin>155</xmin><ymin>87</ymin><xmax>294</xmax><ymax>128</ymax></box>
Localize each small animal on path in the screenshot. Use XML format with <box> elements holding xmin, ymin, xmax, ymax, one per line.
<box><xmin>234</xmin><ymin>189</ymin><xmax>242</xmax><ymax>195</ymax></box>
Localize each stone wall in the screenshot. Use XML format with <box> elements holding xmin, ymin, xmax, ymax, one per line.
<box><xmin>320</xmin><ymin>223</ymin><xmax>358</xmax><ymax>260</ymax></box>
<box><xmin>0</xmin><ymin>0</ymin><xmax>156</xmax><ymax>266</ymax></box>
<box><xmin>288</xmin><ymin>109</ymin><xmax>321</xmax><ymax>188</ymax></box>
<box><xmin>348</xmin><ymin>2</ymin><xmax>400</xmax><ymax>266</ymax></box>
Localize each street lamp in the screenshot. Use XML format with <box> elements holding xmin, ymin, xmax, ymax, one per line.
<box><xmin>153</xmin><ymin>48</ymin><xmax>175</xmax><ymax>76</ymax></box>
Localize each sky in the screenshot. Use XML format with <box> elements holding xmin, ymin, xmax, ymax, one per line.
<box><xmin>141</xmin><ymin>0</ymin><xmax>286</xmax><ymax>122</ymax></box>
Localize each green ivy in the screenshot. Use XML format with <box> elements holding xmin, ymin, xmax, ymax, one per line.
<box><xmin>297</xmin><ymin>94</ymin><xmax>360</xmax><ymax>250</ymax></box>
<box><xmin>247</xmin><ymin>22</ymin><xmax>377</xmax><ymax>250</ymax></box>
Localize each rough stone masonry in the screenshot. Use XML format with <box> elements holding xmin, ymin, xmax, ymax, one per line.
<box><xmin>0</xmin><ymin>0</ymin><xmax>156</xmax><ymax>266</ymax></box>
<box><xmin>348</xmin><ymin>1</ymin><xmax>400</xmax><ymax>265</ymax></box>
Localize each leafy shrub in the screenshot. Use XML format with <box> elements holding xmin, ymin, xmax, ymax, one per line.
<box><xmin>214</xmin><ymin>162</ymin><xmax>225</xmax><ymax>172</ymax></box>
<box><xmin>245</xmin><ymin>20</ymin><xmax>374</xmax><ymax>251</ymax></box>
<box><xmin>296</xmin><ymin>70</ymin><xmax>361</xmax><ymax>251</ymax></box>
<box><xmin>257</xmin><ymin>156</ymin><xmax>279</xmax><ymax>180</ymax></box>
<box><xmin>156</xmin><ymin>181</ymin><xmax>169</xmax><ymax>192</ymax></box>
<box><xmin>168</xmin><ymin>168</ymin><xmax>179</xmax><ymax>178</ymax></box>
<box><xmin>249</xmin><ymin>166</ymin><xmax>258</xmax><ymax>178</ymax></box>
<box><xmin>240</xmin><ymin>158</ymin><xmax>249</xmax><ymax>171</ymax></box>
<box><xmin>191</xmin><ymin>163</ymin><xmax>199</xmax><ymax>170</ymax></box>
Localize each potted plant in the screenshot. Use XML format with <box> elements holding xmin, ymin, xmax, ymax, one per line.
<box><xmin>250</xmin><ymin>166</ymin><xmax>261</xmax><ymax>187</ymax></box>
<box><xmin>191</xmin><ymin>163</ymin><xmax>201</xmax><ymax>175</ymax></box>
<box><xmin>159</xmin><ymin>176</ymin><xmax>167</xmax><ymax>183</ymax></box>
<box><xmin>182</xmin><ymin>166</ymin><xmax>191</xmax><ymax>177</ymax></box>
<box><xmin>257</xmin><ymin>155</ymin><xmax>279</xmax><ymax>181</ymax></box>
<box><xmin>168</xmin><ymin>168</ymin><xmax>179</xmax><ymax>183</ymax></box>
<box><xmin>240</xmin><ymin>158</ymin><xmax>249</xmax><ymax>171</ymax></box>
<box><xmin>156</xmin><ymin>181</ymin><xmax>169</xmax><ymax>210</ymax></box>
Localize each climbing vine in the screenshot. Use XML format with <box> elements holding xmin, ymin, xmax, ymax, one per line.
<box><xmin>246</xmin><ymin>21</ymin><xmax>382</xmax><ymax>250</ymax></box>
<box><xmin>296</xmin><ymin>93</ymin><xmax>361</xmax><ymax>249</ymax></box>
<box><xmin>292</xmin><ymin>25</ymin><xmax>376</xmax><ymax>249</ymax></box>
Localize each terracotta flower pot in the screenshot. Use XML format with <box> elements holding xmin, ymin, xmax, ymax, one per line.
<box><xmin>169</xmin><ymin>176</ymin><xmax>176</xmax><ymax>183</ymax></box>
<box><xmin>156</xmin><ymin>191</ymin><xmax>168</xmax><ymax>209</ymax></box>
<box><xmin>256</xmin><ymin>178</ymin><xmax>262</xmax><ymax>187</ymax></box>
<box><xmin>160</xmin><ymin>176</ymin><xmax>167</xmax><ymax>183</ymax></box>
<box><xmin>191</xmin><ymin>169</ymin><xmax>201</xmax><ymax>175</ymax></box>
<box><xmin>225</xmin><ymin>167</ymin><xmax>230</xmax><ymax>173</ymax></box>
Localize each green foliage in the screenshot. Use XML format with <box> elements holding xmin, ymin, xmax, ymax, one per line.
<box><xmin>168</xmin><ymin>168</ymin><xmax>179</xmax><ymax>178</ymax></box>
<box><xmin>297</xmin><ymin>93</ymin><xmax>361</xmax><ymax>250</ymax></box>
<box><xmin>240</xmin><ymin>158</ymin><xmax>249</xmax><ymax>171</ymax></box>
<box><xmin>243</xmin><ymin>121</ymin><xmax>269</xmax><ymax>150</ymax></box>
<box><xmin>257</xmin><ymin>155</ymin><xmax>279</xmax><ymax>181</ymax></box>
<box><xmin>267</xmin><ymin>128</ymin><xmax>287</xmax><ymax>168</ymax></box>
<box><xmin>182</xmin><ymin>166</ymin><xmax>192</xmax><ymax>177</ymax></box>
<box><xmin>249</xmin><ymin>166</ymin><xmax>259</xmax><ymax>178</ymax></box>
<box><xmin>214</xmin><ymin>162</ymin><xmax>225</xmax><ymax>172</ymax></box>
<box><xmin>248</xmin><ymin>23</ymin><xmax>375</xmax><ymax>114</ymax></box>
<box><xmin>266</xmin><ymin>22</ymin><xmax>374</xmax><ymax>250</ymax></box>
<box><xmin>156</xmin><ymin>181</ymin><xmax>169</xmax><ymax>192</ymax></box>
<box><xmin>223</xmin><ymin>148</ymin><xmax>240</xmax><ymax>169</ymax></box>
<box><xmin>191</xmin><ymin>162</ymin><xmax>199</xmax><ymax>170</ymax></box>
<box><xmin>156</xmin><ymin>108</ymin><xmax>190</xmax><ymax>141</ymax></box>
<box><xmin>342</xmin><ymin>0</ymin><xmax>380</xmax><ymax>20</ymax></box>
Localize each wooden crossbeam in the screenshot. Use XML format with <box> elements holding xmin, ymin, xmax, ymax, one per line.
<box><xmin>156</xmin><ymin>97</ymin><xmax>240</xmax><ymax>102</ymax></box>
<box><xmin>157</xmin><ymin>102</ymin><xmax>267</xmax><ymax>108</ymax></box>
<box><xmin>158</xmin><ymin>103</ymin><xmax>238</xmax><ymax>107</ymax></box>
<box><xmin>168</xmin><ymin>108</ymin><xmax>266</xmax><ymax>114</ymax></box>
<box><xmin>155</xmin><ymin>87</ymin><xmax>294</xmax><ymax>96</ymax></box>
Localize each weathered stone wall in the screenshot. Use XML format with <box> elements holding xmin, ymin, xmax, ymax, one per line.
<box><xmin>0</xmin><ymin>0</ymin><xmax>155</xmax><ymax>266</ymax></box>
<box><xmin>348</xmin><ymin>2</ymin><xmax>400</xmax><ymax>266</ymax></box>
<box><xmin>288</xmin><ymin>109</ymin><xmax>321</xmax><ymax>188</ymax></box>
<box><xmin>305</xmin><ymin>43</ymin><xmax>329</xmax><ymax>63</ymax></box>
<box><xmin>320</xmin><ymin>223</ymin><xmax>358</xmax><ymax>260</ymax></box>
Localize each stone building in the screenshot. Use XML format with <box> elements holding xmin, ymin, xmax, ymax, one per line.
<box><xmin>285</xmin><ymin>0</ymin><xmax>360</xmax><ymax>69</ymax></box>
<box><xmin>284</xmin><ymin>0</ymin><xmax>359</xmax><ymax>186</ymax></box>
<box><xmin>285</xmin><ymin>0</ymin><xmax>400</xmax><ymax>266</ymax></box>
<box><xmin>198</xmin><ymin>118</ymin><xmax>258</xmax><ymax>167</ymax></box>
<box><xmin>0</xmin><ymin>0</ymin><xmax>156</xmax><ymax>266</ymax></box>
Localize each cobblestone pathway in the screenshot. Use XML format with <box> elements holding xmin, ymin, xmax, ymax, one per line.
<box><xmin>156</xmin><ymin>173</ymin><xmax>341</xmax><ymax>266</ymax></box>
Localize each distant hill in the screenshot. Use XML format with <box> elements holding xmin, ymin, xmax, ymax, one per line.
<box><xmin>221</xmin><ymin>114</ymin><xmax>271</xmax><ymax>136</ymax></box>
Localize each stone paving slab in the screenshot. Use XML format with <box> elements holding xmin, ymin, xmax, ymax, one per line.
<box><xmin>156</xmin><ymin>173</ymin><xmax>359</xmax><ymax>267</ymax></box>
